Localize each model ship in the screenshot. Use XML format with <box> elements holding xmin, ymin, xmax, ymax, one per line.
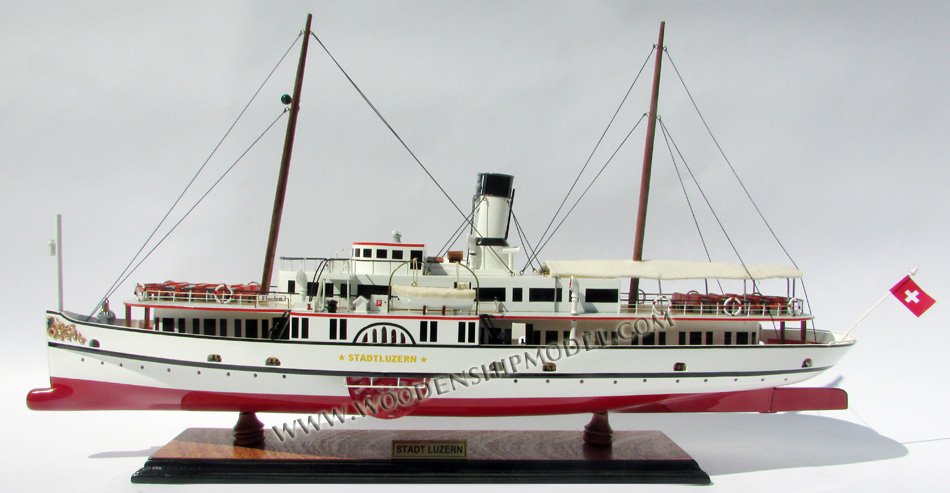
<box><xmin>28</xmin><ymin>18</ymin><xmax>854</xmax><ymax>427</ymax></box>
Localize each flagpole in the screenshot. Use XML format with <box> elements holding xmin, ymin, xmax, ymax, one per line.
<box><xmin>844</xmin><ymin>267</ymin><xmax>918</xmax><ymax>338</ymax></box>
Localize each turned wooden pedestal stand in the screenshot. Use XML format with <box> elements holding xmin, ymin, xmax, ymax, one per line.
<box><xmin>132</xmin><ymin>411</ymin><xmax>710</xmax><ymax>484</ymax></box>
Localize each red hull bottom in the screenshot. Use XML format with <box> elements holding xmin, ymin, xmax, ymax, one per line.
<box><xmin>27</xmin><ymin>377</ymin><xmax>847</xmax><ymax>416</ymax></box>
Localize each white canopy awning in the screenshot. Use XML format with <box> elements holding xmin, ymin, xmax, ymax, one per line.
<box><xmin>391</xmin><ymin>285</ymin><xmax>476</xmax><ymax>299</ymax></box>
<box><xmin>542</xmin><ymin>259</ymin><xmax>802</xmax><ymax>280</ymax></box>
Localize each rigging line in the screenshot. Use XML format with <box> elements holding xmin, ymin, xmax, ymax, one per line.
<box><xmin>91</xmin><ymin>33</ymin><xmax>303</xmax><ymax>314</ymax></box>
<box><xmin>310</xmin><ymin>32</ymin><xmax>514</xmax><ymax>275</ymax></box>
<box><xmin>666</xmin><ymin>50</ymin><xmax>799</xmax><ymax>270</ymax></box>
<box><xmin>658</xmin><ymin>121</ymin><xmax>724</xmax><ymax>295</ymax></box>
<box><xmin>512</xmin><ymin>211</ymin><xmax>542</xmax><ymax>273</ymax></box>
<box><xmin>309</xmin><ymin>33</ymin><xmax>469</xmax><ymax>225</ymax></box>
<box><xmin>528</xmin><ymin>114</ymin><xmax>647</xmax><ymax>264</ymax></box>
<box><xmin>91</xmin><ymin>109</ymin><xmax>290</xmax><ymax>315</ymax></box>
<box><xmin>531</xmin><ymin>46</ymin><xmax>656</xmax><ymax>263</ymax></box>
<box><xmin>659</xmin><ymin>119</ymin><xmax>758</xmax><ymax>292</ymax></box>
<box><xmin>435</xmin><ymin>211</ymin><xmax>475</xmax><ymax>258</ymax></box>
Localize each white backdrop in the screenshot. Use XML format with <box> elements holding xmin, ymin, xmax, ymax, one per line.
<box><xmin>2</xmin><ymin>1</ymin><xmax>947</xmax><ymax>490</ymax></box>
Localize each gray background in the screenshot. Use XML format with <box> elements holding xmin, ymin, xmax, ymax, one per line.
<box><xmin>2</xmin><ymin>1</ymin><xmax>946</xmax><ymax>490</ymax></box>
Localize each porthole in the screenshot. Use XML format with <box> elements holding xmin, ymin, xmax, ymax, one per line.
<box><xmin>89</xmin><ymin>339</ymin><xmax>100</xmax><ymax>348</ymax></box>
<box><xmin>673</xmin><ymin>362</ymin><xmax>687</xmax><ymax>372</ymax></box>
<box><xmin>802</xmin><ymin>358</ymin><xmax>813</xmax><ymax>368</ymax></box>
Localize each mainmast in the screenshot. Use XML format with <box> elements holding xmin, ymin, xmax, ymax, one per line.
<box><xmin>628</xmin><ymin>21</ymin><xmax>665</xmax><ymax>306</ymax></box>
<box><xmin>260</xmin><ymin>13</ymin><xmax>313</xmax><ymax>291</ymax></box>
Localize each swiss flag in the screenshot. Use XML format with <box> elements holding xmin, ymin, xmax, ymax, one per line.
<box><xmin>890</xmin><ymin>275</ymin><xmax>936</xmax><ymax>317</ymax></box>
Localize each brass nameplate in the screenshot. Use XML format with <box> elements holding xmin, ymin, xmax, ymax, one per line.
<box><xmin>392</xmin><ymin>440</ymin><xmax>468</xmax><ymax>459</ymax></box>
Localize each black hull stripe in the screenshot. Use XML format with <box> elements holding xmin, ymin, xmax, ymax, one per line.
<box><xmin>49</xmin><ymin>342</ymin><xmax>831</xmax><ymax>380</ymax></box>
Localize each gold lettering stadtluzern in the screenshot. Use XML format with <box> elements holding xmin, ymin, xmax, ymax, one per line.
<box><xmin>346</xmin><ymin>353</ymin><xmax>419</xmax><ymax>363</ymax></box>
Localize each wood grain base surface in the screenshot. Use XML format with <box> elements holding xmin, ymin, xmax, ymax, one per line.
<box><xmin>131</xmin><ymin>428</ymin><xmax>710</xmax><ymax>484</ymax></box>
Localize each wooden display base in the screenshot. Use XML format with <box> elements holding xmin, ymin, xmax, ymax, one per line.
<box><xmin>132</xmin><ymin>428</ymin><xmax>710</xmax><ymax>484</ymax></box>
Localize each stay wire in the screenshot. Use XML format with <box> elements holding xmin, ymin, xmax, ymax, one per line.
<box><xmin>92</xmin><ymin>109</ymin><xmax>290</xmax><ymax>315</ymax></box>
<box><xmin>512</xmin><ymin>211</ymin><xmax>542</xmax><ymax>273</ymax></box>
<box><xmin>658</xmin><ymin>120</ymin><xmax>723</xmax><ymax>295</ymax></box>
<box><xmin>436</xmin><ymin>211</ymin><xmax>475</xmax><ymax>259</ymax></box>
<box><xmin>527</xmin><ymin>114</ymin><xmax>647</xmax><ymax>266</ymax></box>
<box><xmin>666</xmin><ymin>50</ymin><xmax>799</xmax><ymax>270</ymax></box>
<box><xmin>311</xmin><ymin>32</ymin><xmax>513</xmax><ymax>275</ymax></box>
<box><xmin>91</xmin><ymin>33</ymin><xmax>303</xmax><ymax>315</ymax></box>
<box><xmin>666</xmin><ymin>50</ymin><xmax>814</xmax><ymax>322</ymax></box>
<box><xmin>530</xmin><ymin>46</ymin><xmax>656</xmax><ymax>266</ymax></box>
<box><xmin>659</xmin><ymin>119</ymin><xmax>758</xmax><ymax>292</ymax></box>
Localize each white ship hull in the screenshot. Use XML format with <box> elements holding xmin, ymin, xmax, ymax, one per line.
<box><xmin>31</xmin><ymin>308</ymin><xmax>854</xmax><ymax>417</ymax></box>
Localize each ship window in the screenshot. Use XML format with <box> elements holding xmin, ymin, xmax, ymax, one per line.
<box><xmin>220</xmin><ymin>319</ymin><xmax>228</xmax><ymax>337</ymax></box>
<box><xmin>339</xmin><ymin>284</ymin><xmax>348</xmax><ymax>298</ymax></box>
<box><xmin>288</xmin><ymin>280</ymin><xmax>296</xmax><ymax>294</ymax></box>
<box><xmin>689</xmin><ymin>331</ymin><xmax>702</xmax><ymax>346</ymax></box>
<box><xmin>678</xmin><ymin>332</ymin><xmax>687</xmax><ymax>345</ymax></box>
<box><xmin>325</xmin><ymin>283</ymin><xmax>334</xmax><ymax>298</ymax></box>
<box><xmin>724</xmin><ymin>331</ymin><xmax>732</xmax><ymax>345</ymax></box>
<box><xmin>659</xmin><ymin>331</ymin><xmax>667</xmax><ymax>345</ymax></box>
<box><xmin>529</xmin><ymin>288</ymin><xmax>562</xmax><ymax>302</ymax></box>
<box><xmin>301</xmin><ymin>318</ymin><xmax>309</xmax><ymax>339</ymax></box>
<box><xmin>353</xmin><ymin>248</ymin><xmax>360</xmax><ymax>257</ymax></box>
<box><xmin>376</xmin><ymin>249</ymin><xmax>388</xmax><ymax>259</ymax></box>
<box><xmin>356</xmin><ymin>284</ymin><xmax>389</xmax><ymax>298</ymax></box>
<box><xmin>478</xmin><ymin>287</ymin><xmax>506</xmax><ymax>302</ymax></box>
<box><xmin>737</xmin><ymin>332</ymin><xmax>750</xmax><ymax>345</ymax></box>
<box><xmin>585</xmin><ymin>288</ymin><xmax>619</xmax><ymax>303</ymax></box>
<box><xmin>261</xmin><ymin>320</ymin><xmax>270</xmax><ymax>339</ymax></box>
<box><xmin>430</xmin><ymin>321</ymin><xmax>437</xmax><ymax>342</ymax></box>
<box><xmin>192</xmin><ymin>318</ymin><xmax>200</xmax><ymax>335</ymax></box>
<box><xmin>528</xmin><ymin>324</ymin><xmax>540</xmax><ymax>345</ymax></box>
<box><xmin>545</xmin><ymin>330</ymin><xmax>557</xmax><ymax>344</ymax></box>
<box><xmin>340</xmin><ymin>319</ymin><xmax>348</xmax><ymax>340</ymax></box>
<box><xmin>410</xmin><ymin>250</ymin><xmax>424</xmax><ymax>263</ymax></box>
<box><xmin>372</xmin><ymin>329</ymin><xmax>378</xmax><ymax>343</ymax></box>
<box><xmin>382</xmin><ymin>327</ymin><xmax>388</xmax><ymax>343</ymax></box>
<box><xmin>292</xmin><ymin>318</ymin><xmax>299</xmax><ymax>338</ymax></box>
<box><xmin>468</xmin><ymin>322</ymin><xmax>476</xmax><ymax>343</ymax></box>
<box><xmin>643</xmin><ymin>332</ymin><xmax>655</xmax><ymax>345</ymax></box>
<box><xmin>234</xmin><ymin>319</ymin><xmax>242</xmax><ymax>338</ymax></box>
<box><xmin>246</xmin><ymin>319</ymin><xmax>258</xmax><ymax>338</ymax></box>
<box><xmin>751</xmin><ymin>333</ymin><xmax>757</xmax><ymax>344</ymax></box>
<box><xmin>458</xmin><ymin>322</ymin><xmax>465</xmax><ymax>343</ymax></box>
<box><xmin>420</xmin><ymin>321</ymin><xmax>428</xmax><ymax>342</ymax></box>
<box><xmin>363</xmin><ymin>248</ymin><xmax>372</xmax><ymax>258</ymax></box>
<box><xmin>330</xmin><ymin>319</ymin><xmax>338</xmax><ymax>339</ymax></box>
<box><xmin>162</xmin><ymin>318</ymin><xmax>174</xmax><ymax>332</ymax></box>
<box><xmin>177</xmin><ymin>318</ymin><xmax>186</xmax><ymax>334</ymax></box>
<box><xmin>512</xmin><ymin>288</ymin><xmax>523</xmax><ymax>302</ymax></box>
<box><xmin>307</xmin><ymin>282</ymin><xmax>318</xmax><ymax>297</ymax></box>
<box><xmin>392</xmin><ymin>250</ymin><xmax>404</xmax><ymax>260</ymax></box>
<box><xmin>706</xmin><ymin>331</ymin><xmax>713</xmax><ymax>345</ymax></box>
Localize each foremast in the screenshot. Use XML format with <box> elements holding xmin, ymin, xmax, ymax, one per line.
<box><xmin>261</xmin><ymin>13</ymin><xmax>313</xmax><ymax>291</ymax></box>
